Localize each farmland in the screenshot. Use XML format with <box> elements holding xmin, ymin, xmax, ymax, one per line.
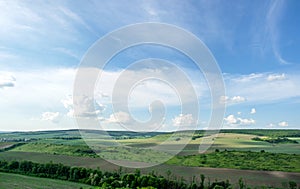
<box><xmin>0</xmin><ymin>129</ymin><xmax>299</xmax><ymax>188</ymax></box>
<box><xmin>0</xmin><ymin>172</ymin><xmax>97</xmax><ymax>189</ymax></box>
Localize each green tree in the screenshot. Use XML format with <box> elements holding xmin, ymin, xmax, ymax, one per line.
<box><xmin>289</xmin><ymin>181</ymin><xmax>297</xmax><ymax>189</ymax></box>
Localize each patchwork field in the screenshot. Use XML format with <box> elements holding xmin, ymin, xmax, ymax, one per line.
<box><xmin>0</xmin><ymin>151</ymin><xmax>299</xmax><ymax>188</ymax></box>
<box><xmin>0</xmin><ymin>129</ymin><xmax>299</xmax><ymax>188</ymax></box>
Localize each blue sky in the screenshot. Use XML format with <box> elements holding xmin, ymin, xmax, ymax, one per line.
<box><xmin>0</xmin><ymin>0</ymin><xmax>299</xmax><ymax>131</ymax></box>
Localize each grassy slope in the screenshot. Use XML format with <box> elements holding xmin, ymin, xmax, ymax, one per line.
<box><xmin>167</xmin><ymin>151</ymin><xmax>300</xmax><ymax>172</ymax></box>
<box><xmin>11</xmin><ymin>142</ymin><xmax>171</xmax><ymax>163</ymax></box>
<box><xmin>0</xmin><ymin>172</ymin><xmax>96</xmax><ymax>189</ymax></box>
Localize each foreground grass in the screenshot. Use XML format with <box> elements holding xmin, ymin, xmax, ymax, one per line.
<box><xmin>167</xmin><ymin>150</ymin><xmax>300</xmax><ymax>172</ymax></box>
<box><xmin>0</xmin><ymin>172</ymin><xmax>96</xmax><ymax>189</ymax></box>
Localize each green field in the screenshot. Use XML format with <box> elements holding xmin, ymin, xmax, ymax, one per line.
<box><xmin>0</xmin><ymin>129</ymin><xmax>299</xmax><ymax>188</ymax></box>
<box><xmin>0</xmin><ymin>172</ymin><xmax>96</xmax><ymax>189</ymax></box>
<box><xmin>167</xmin><ymin>150</ymin><xmax>300</xmax><ymax>172</ymax></box>
<box><xmin>0</xmin><ymin>152</ymin><xmax>299</xmax><ymax>188</ymax></box>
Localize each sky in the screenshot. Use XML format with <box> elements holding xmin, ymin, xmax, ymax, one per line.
<box><xmin>0</xmin><ymin>0</ymin><xmax>299</xmax><ymax>131</ymax></box>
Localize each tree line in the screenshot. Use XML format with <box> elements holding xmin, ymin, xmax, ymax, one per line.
<box><xmin>252</xmin><ymin>137</ymin><xmax>298</xmax><ymax>144</ymax></box>
<box><xmin>0</xmin><ymin>160</ymin><xmax>298</xmax><ymax>189</ymax></box>
<box><xmin>0</xmin><ymin>159</ymin><xmax>229</xmax><ymax>189</ymax></box>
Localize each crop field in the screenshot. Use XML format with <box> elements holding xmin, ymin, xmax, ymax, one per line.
<box><xmin>0</xmin><ymin>129</ymin><xmax>299</xmax><ymax>188</ymax></box>
<box><xmin>119</xmin><ymin>133</ymin><xmax>300</xmax><ymax>155</ymax></box>
<box><xmin>0</xmin><ymin>172</ymin><xmax>97</xmax><ymax>189</ymax></box>
<box><xmin>0</xmin><ymin>151</ymin><xmax>299</xmax><ymax>188</ymax></box>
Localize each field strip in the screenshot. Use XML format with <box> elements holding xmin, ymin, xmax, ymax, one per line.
<box><xmin>0</xmin><ymin>151</ymin><xmax>299</xmax><ymax>187</ymax></box>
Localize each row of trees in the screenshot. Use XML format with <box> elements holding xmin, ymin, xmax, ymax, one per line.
<box><xmin>220</xmin><ymin>129</ymin><xmax>300</xmax><ymax>138</ymax></box>
<box><xmin>0</xmin><ymin>160</ymin><xmax>233</xmax><ymax>189</ymax></box>
<box><xmin>0</xmin><ymin>160</ymin><xmax>297</xmax><ymax>189</ymax></box>
<box><xmin>252</xmin><ymin>137</ymin><xmax>298</xmax><ymax>144</ymax></box>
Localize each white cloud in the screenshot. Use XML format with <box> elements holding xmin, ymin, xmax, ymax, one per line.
<box><xmin>224</xmin><ymin>114</ymin><xmax>255</xmax><ymax>126</ymax></box>
<box><xmin>220</xmin><ymin>95</ymin><xmax>246</xmax><ymax>104</ymax></box>
<box><xmin>0</xmin><ymin>67</ymin><xmax>204</xmax><ymax>131</ymax></box>
<box><xmin>61</xmin><ymin>95</ymin><xmax>105</xmax><ymax>118</ymax></box>
<box><xmin>224</xmin><ymin>72</ymin><xmax>300</xmax><ymax>104</ymax></box>
<box><xmin>0</xmin><ymin>68</ymin><xmax>75</xmax><ymax>107</ymax></box>
<box><xmin>231</xmin><ymin>96</ymin><xmax>246</xmax><ymax>103</ymax></box>
<box><xmin>267</xmin><ymin>122</ymin><xmax>289</xmax><ymax>127</ymax></box>
<box><xmin>237</xmin><ymin>112</ymin><xmax>242</xmax><ymax>115</ymax></box>
<box><xmin>0</xmin><ymin>68</ymin><xmax>77</xmax><ymax>131</ymax></box>
<box><xmin>278</xmin><ymin>121</ymin><xmax>288</xmax><ymax>127</ymax></box>
<box><xmin>61</xmin><ymin>95</ymin><xmax>73</xmax><ymax>110</ymax></box>
<box><xmin>107</xmin><ymin>111</ymin><xmax>131</xmax><ymax>124</ymax></box>
<box><xmin>41</xmin><ymin>112</ymin><xmax>60</xmax><ymax>123</ymax></box>
<box><xmin>239</xmin><ymin>117</ymin><xmax>256</xmax><ymax>125</ymax></box>
<box><xmin>267</xmin><ymin>73</ymin><xmax>286</xmax><ymax>81</ymax></box>
<box><xmin>0</xmin><ymin>66</ymin><xmax>298</xmax><ymax>131</ymax></box>
<box><xmin>95</xmin><ymin>65</ymin><xmax>206</xmax><ymax>109</ymax></box>
<box><xmin>104</xmin><ymin>111</ymin><xmax>167</xmax><ymax>132</ymax></box>
<box><xmin>0</xmin><ymin>73</ymin><xmax>16</xmax><ymax>89</ymax></box>
<box><xmin>172</xmin><ymin>114</ymin><xmax>197</xmax><ymax>127</ymax></box>
<box><xmin>250</xmin><ymin>108</ymin><xmax>256</xmax><ymax>114</ymax></box>
<box><xmin>224</xmin><ymin>115</ymin><xmax>238</xmax><ymax>124</ymax></box>
<box><xmin>267</xmin><ymin>123</ymin><xmax>275</xmax><ymax>127</ymax></box>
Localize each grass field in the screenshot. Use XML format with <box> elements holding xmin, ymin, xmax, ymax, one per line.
<box><xmin>0</xmin><ymin>129</ymin><xmax>299</xmax><ymax>188</ymax></box>
<box><xmin>11</xmin><ymin>142</ymin><xmax>171</xmax><ymax>163</ymax></box>
<box><xmin>167</xmin><ymin>150</ymin><xmax>300</xmax><ymax>172</ymax></box>
<box><xmin>119</xmin><ymin>133</ymin><xmax>300</xmax><ymax>155</ymax></box>
<box><xmin>0</xmin><ymin>172</ymin><xmax>96</xmax><ymax>189</ymax></box>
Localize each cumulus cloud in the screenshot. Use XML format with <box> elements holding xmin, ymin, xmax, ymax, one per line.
<box><xmin>107</xmin><ymin>111</ymin><xmax>131</xmax><ymax>124</ymax></box>
<box><xmin>172</xmin><ymin>114</ymin><xmax>197</xmax><ymax>127</ymax></box>
<box><xmin>267</xmin><ymin>73</ymin><xmax>286</xmax><ymax>81</ymax></box>
<box><xmin>0</xmin><ymin>73</ymin><xmax>16</xmax><ymax>89</ymax></box>
<box><xmin>41</xmin><ymin>112</ymin><xmax>60</xmax><ymax>123</ymax></box>
<box><xmin>224</xmin><ymin>114</ymin><xmax>255</xmax><ymax>126</ymax></box>
<box><xmin>278</xmin><ymin>121</ymin><xmax>288</xmax><ymax>127</ymax></box>
<box><xmin>220</xmin><ymin>95</ymin><xmax>246</xmax><ymax>104</ymax></box>
<box><xmin>94</xmin><ymin>64</ymin><xmax>206</xmax><ymax>109</ymax></box>
<box><xmin>224</xmin><ymin>115</ymin><xmax>238</xmax><ymax>124</ymax></box>
<box><xmin>61</xmin><ymin>95</ymin><xmax>105</xmax><ymax>118</ymax></box>
<box><xmin>250</xmin><ymin>108</ymin><xmax>256</xmax><ymax>114</ymax></box>
<box><xmin>104</xmin><ymin>111</ymin><xmax>167</xmax><ymax>132</ymax></box>
<box><xmin>231</xmin><ymin>96</ymin><xmax>246</xmax><ymax>103</ymax></box>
